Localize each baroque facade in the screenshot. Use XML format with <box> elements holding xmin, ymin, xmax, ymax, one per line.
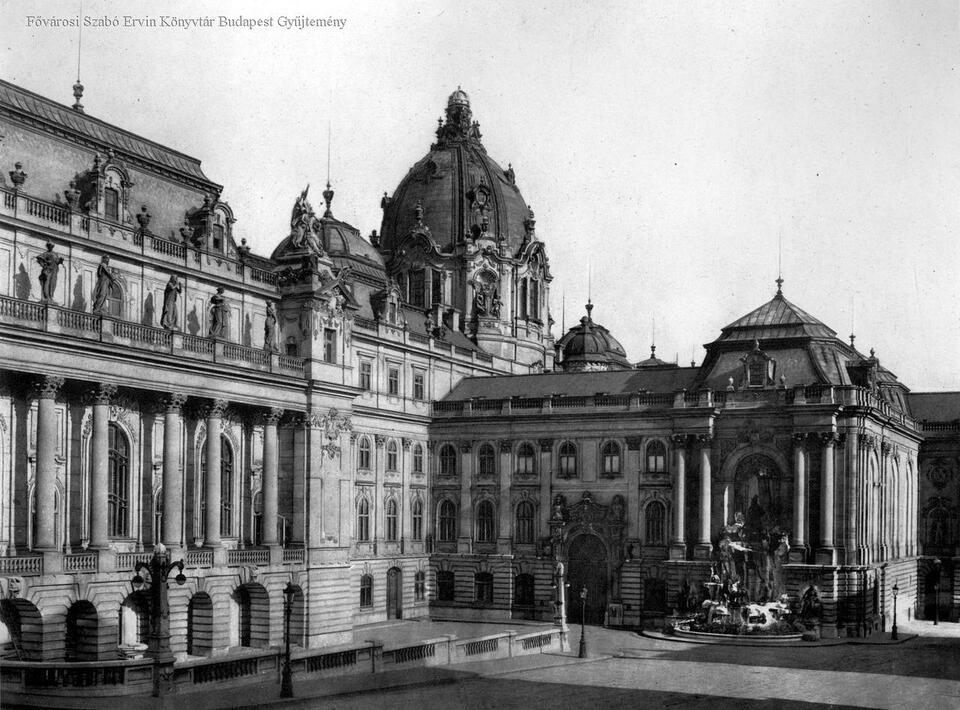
<box><xmin>0</xmin><ymin>79</ymin><xmax>955</xmax><ymax>668</ymax></box>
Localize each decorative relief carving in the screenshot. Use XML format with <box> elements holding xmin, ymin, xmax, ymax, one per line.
<box><xmin>85</xmin><ymin>383</ymin><xmax>118</xmax><ymax>407</ymax></box>
<box><xmin>458</xmin><ymin>440</ymin><xmax>472</xmax><ymax>453</ymax></box>
<box><xmin>625</xmin><ymin>436</ymin><xmax>643</xmax><ymax>451</ymax></box>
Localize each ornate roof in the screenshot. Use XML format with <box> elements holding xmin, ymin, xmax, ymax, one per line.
<box><xmin>635</xmin><ymin>345</ymin><xmax>675</xmax><ymax>369</ymax></box>
<box><xmin>0</xmin><ymin>79</ymin><xmax>215</xmax><ymax>186</ymax></box>
<box><xmin>556</xmin><ymin>303</ymin><xmax>631</xmax><ymax>372</ymax></box>
<box><xmin>378</xmin><ymin>89</ymin><xmax>532</xmax><ymax>255</ymax></box>
<box><xmin>715</xmin><ymin>288</ymin><xmax>836</xmax><ymax>343</ymax></box>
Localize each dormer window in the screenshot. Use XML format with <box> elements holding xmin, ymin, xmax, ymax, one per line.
<box><xmin>742</xmin><ymin>340</ymin><xmax>776</xmax><ymax>388</ymax></box>
<box><xmin>408</xmin><ymin>269</ymin><xmax>425</xmax><ymax>308</ymax></box>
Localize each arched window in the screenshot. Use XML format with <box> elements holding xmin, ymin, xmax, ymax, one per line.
<box><xmin>646</xmin><ymin>440</ymin><xmax>666</xmax><ymax>473</ymax></box>
<box><xmin>437</xmin><ymin>570</ymin><xmax>455</xmax><ymax>601</ymax></box>
<box><xmin>411</xmin><ymin>498</ymin><xmax>424</xmax><ymax>541</ymax></box>
<box><xmin>475</xmin><ymin>572</ymin><xmax>494</xmax><ymax>604</ymax></box>
<box><xmin>558</xmin><ymin>441</ymin><xmax>578</xmax><ymax>478</ymax></box>
<box><xmin>357</xmin><ymin>498</ymin><xmax>371</xmax><ymax>542</ymax></box>
<box><xmin>387</xmin><ymin>441</ymin><xmax>399</xmax><ymax>471</ymax></box>
<box><xmin>104</xmin><ymin>186</ymin><xmax>120</xmax><ymax>221</ymax></box>
<box><xmin>360</xmin><ymin>575</ymin><xmax>373</xmax><ymax>607</ymax></box>
<box><xmin>119</xmin><ymin>592</ymin><xmax>149</xmax><ymax>647</ymax></box>
<box><xmin>108</xmin><ymin>423</ymin><xmax>130</xmax><ymax>537</ymax></box>
<box><xmin>414</xmin><ymin>571</ymin><xmax>426</xmax><ymax>601</ymax></box>
<box><xmin>516</xmin><ymin>443</ymin><xmax>536</xmax><ymax>475</ymax></box>
<box><xmin>105</xmin><ymin>281</ymin><xmax>123</xmax><ymax>318</ymax></box>
<box><xmin>199</xmin><ymin>435</ymin><xmax>234</xmax><ymax>538</ymax></box>
<box><xmin>358</xmin><ymin>437</ymin><xmax>371</xmax><ymax>470</ymax></box>
<box><xmin>476</xmin><ymin>500</ymin><xmax>495</xmax><ymax>542</ymax></box>
<box><xmin>413</xmin><ymin>444</ymin><xmax>424</xmax><ymax>473</ymax></box>
<box><xmin>439</xmin><ymin>444</ymin><xmax>457</xmax><ymax>476</ymax></box>
<box><xmin>645</xmin><ymin>500</ymin><xmax>666</xmax><ymax>545</ymax></box>
<box><xmin>478</xmin><ymin>444</ymin><xmax>496</xmax><ymax>477</ymax></box>
<box><xmin>601</xmin><ymin>441</ymin><xmax>621</xmax><ymax>476</ymax></box>
<box><xmin>252</xmin><ymin>491</ymin><xmax>263</xmax><ymax>546</ymax></box>
<box><xmin>438</xmin><ymin>500</ymin><xmax>457</xmax><ymax>542</ymax></box>
<box><xmin>386</xmin><ymin>499</ymin><xmax>398</xmax><ymax>541</ymax></box>
<box><xmin>220</xmin><ymin>441</ymin><xmax>234</xmax><ymax>537</ymax></box>
<box><xmin>515</xmin><ymin>574</ymin><xmax>535</xmax><ymax>606</ymax></box>
<box><xmin>515</xmin><ymin>501</ymin><xmax>535</xmax><ymax>544</ymax></box>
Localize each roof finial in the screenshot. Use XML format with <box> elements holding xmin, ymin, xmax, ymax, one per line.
<box><xmin>72</xmin><ymin>1</ymin><xmax>84</xmax><ymax>112</ymax></box>
<box><xmin>775</xmin><ymin>275</ymin><xmax>783</xmax><ymax>296</ymax></box>
<box><xmin>585</xmin><ymin>300</ymin><xmax>593</xmax><ymax>319</ymax></box>
<box><xmin>322</xmin><ymin>181</ymin><xmax>334</xmax><ymax>218</ymax></box>
<box><xmin>776</xmin><ymin>228</ymin><xmax>783</xmax><ymax>295</ymax></box>
<box><xmin>849</xmin><ymin>333</ymin><xmax>856</xmax><ymax>347</ymax></box>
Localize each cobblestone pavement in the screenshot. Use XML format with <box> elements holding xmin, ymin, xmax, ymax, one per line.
<box><xmin>276</xmin><ymin>621</ymin><xmax>960</xmax><ymax>710</ymax></box>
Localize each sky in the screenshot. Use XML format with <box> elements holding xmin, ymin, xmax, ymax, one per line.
<box><xmin>2</xmin><ymin>0</ymin><xmax>958</xmax><ymax>391</ymax></box>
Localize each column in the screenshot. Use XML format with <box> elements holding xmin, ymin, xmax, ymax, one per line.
<box><xmin>791</xmin><ymin>433</ymin><xmax>808</xmax><ymax>561</ymax></box>
<box><xmin>458</xmin><ymin>441</ymin><xmax>472</xmax><ymax>553</ymax></box>
<box><xmin>203</xmin><ymin>399</ymin><xmax>228</xmax><ymax>547</ymax></box>
<box><xmin>538</xmin><ymin>439</ymin><xmax>553</xmax><ymax>537</ymax></box>
<box><xmin>497</xmin><ymin>441</ymin><xmax>512</xmax><ymax>553</ymax></box>
<box><xmin>88</xmin><ymin>383</ymin><xmax>117</xmax><ymax>549</ymax></box>
<box><xmin>161</xmin><ymin>393</ymin><xmax>187</xmax><ymax>551</ymax></box>
<box><xmin>670</xmin><ymin>434</ymin><xmax>687</xmax><ymax>559</ymax></box>
<box><xmin>261</xmin><ymin>408</ymin><xmax>282</xmax><ymax>547</ymax></box>
<box><xmin>818</xmin><ymin>432</ymin><xmax>836</xmax><ymax>562</ymax></box>
<box><xmin>34</xmin><ymin>376</ymin><xmax>64</xmax><ymax>551</ymax></box>
<box><xmin>374</xmin><ymin>435</ymin><xmax>386</xmax><ymax>545</ymax></box>
<box><xmin>695</xmin><ymin>435</ymin><xmax>712</xmax><ymax>557</ymax></box>
<box><xmin>401</xmin><ymin>438</ymin><xmax>411</xmax><ymax>547</ymax></box>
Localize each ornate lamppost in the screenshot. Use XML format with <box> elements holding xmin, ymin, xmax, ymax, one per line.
<box><xmin>891</xmin><ymin>581</ymin><xmax>899</xmax><ymax>641</ymax></box>
<box><xmin>131</xmin><ymin>544</ymin><xmax>186</xmax><ymax>697</ymax></box>
<box><xmin>933</xmin><ymin>558</ymin><xmax>942</xmax><ymax>626</ymax></box>
<box><xmin>578</xmin><ymin>585</ymin><xmax>588</xmax><ymax>659</ymax></box>
<box><xmin>280</xmin><ymin>582</ymin><xmax>295</xmax><ymax>698</ymax></box>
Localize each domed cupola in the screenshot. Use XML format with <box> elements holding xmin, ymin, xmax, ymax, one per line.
<box><xmin>556</xmin><ymin>302</ymin><xmax>631</xmax><ymax>372</ymax></box>
<box><xmin>378</xmin><ymin>88</ymin><xmax>533</xmax><ymax>256</ymax></box>
<box><xmin>376</xmin><ymin>89</ymin><xmax>554</xmax><ymax>374</ymax></box>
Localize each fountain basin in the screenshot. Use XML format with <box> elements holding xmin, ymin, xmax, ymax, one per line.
<box><xmin>672</xmin><ymin>626</ymin><xmax>804</xmax><ymax>645</ymax></box>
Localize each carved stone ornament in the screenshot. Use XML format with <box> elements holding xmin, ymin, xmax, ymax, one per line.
<box><xmin>458</xmin><ymin>440</ymin><xmax>472</xmax><ymax>453</ymax></box>
<box><xmin>262</xmin><ymin>407</ymin><xmax>284</xmax><ymax>425</ymax></box>
<box><xmin>926</xmin><ymin>459</ymin><xmax>955</xmax><ymax>491</ymax></box>
<box><xmin>85</xmin><ymin>383</ymin><xmax>118</xmax><ymax>407</ymax></box>
<box><xmin>401</xmin><ymin>437</ymin><xmax>412</xmax><ymax>451</ymax></box>
<box><xmin>375</xmin><ymin>434</ymin><xmax>386</xmax><ymax>448</ymax></box>
<box><xmin>158</xmin><ymin>392</ymin><xmax>188</xmax><ymax>414</ymax></box>
<box><xmin>538</xmin><ymin>438</ymin><xmax>553</xmax><ymax>452</ymax></box>
<box><xmin>499</xmin><ymin>440</ymin><xmax>513</xmax><ymax>453</ymax></box>
<box><xmin>34</xmin><ymin>375</ymin><xmax>65</xmax><ymax>400</ymax></box>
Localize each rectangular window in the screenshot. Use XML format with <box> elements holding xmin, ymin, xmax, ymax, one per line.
<box><xmin>323</xmin><ymin>328</ymin><xmax>337</xmax><ymax>363</ymax></box>
<box><xmin>388</xmin><ymin>367</ymin><xmax>400</xmax><ymax>395</ymax></box>
<box><xmin>519</xmin><ymin>280</ymin><xmax>528</xmax><ymax>319</ymax></box>
<box><xmin>530</xmin><ymin>281</ymin><xmax>540</xmax><ymax>321</ymax></box>
<box><xmin>409</xmin><ymin>269</ymin><xmax>425</xmax><ymax>307</ymax></box>
<box><xmin>414</xmin><ymin>572</ymin><xmax>426</xmax><ymax>601</ymax></box>
<box><xmin>105</xmin><ymin>187</ymin><xmax>119</xmax><ymax>221</ymax></box>
<box><xmin>438</xmin><ymin>571</ymin><xmax>455</xmax><ymax>601</ymax></box>
<box><xmin>413</xmin><ymin>370</ymin><xmax>425</xmax><ymax>400</ymax></box>
<box><xmin>359</xmin><ymin>361</ymin><xmax>372</xmax><ymax>390</ymax></box>
<box><xmin>211</xmin><ymin>224</ymin><xmax>224</xmax><ymax>252</ymax></box>
<box><xmin>431</xmin><ymin>269</ymin><xmax>443</xmax><ymax>304</ymax></box>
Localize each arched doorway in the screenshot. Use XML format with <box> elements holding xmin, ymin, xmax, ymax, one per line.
<box><xmin>566</xmin><ymin>534</ymin><xmax>608</xmax><ymax>624</ymax></box>
<box><xmin>734</xmin><ymin>453</ymin><xmax>788</xmax><ymax>531</ymax></box>
<box><xmin>187</xmin><ymin>592</ymin><xmax>213</xmax><ymax>657</ymax></box>
<box><xmin>386</xmin><ymin>567</ymin><xmax>403</xmax><ymax>620</ymax></box>
<box><xmin>233</xmin><ymin>583</ymin><xmax>269</xmax><ymax>648</ymax></box>
<box><xmin>65</xmin><ymin>600</ymin><xmax>99</xmax><ymax>661</ymax></box>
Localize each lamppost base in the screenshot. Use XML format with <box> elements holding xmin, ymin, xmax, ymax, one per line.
<box><xmin>578</xmin><ymin>634</ymin><xmax>587</xmax><ymax>658</ymax></box>
<box><xmin>280</xmin><ymin>667</ymin><xmax>294</xmax><ymax>698</ymax></box>
<box><xmin>891</xmin><ymin>627</ymin><xmax>898</xmax><ymax>641</ymax></box>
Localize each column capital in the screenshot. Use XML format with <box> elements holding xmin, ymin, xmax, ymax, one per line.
<box><xmin>34</xmin><ymin>375</ymin><xmax>65</xmax><ymax>400</ymax></box>
<box><xmin>262</xmin><ymin>407</ymin><xmax>284</xmax><ymax>425</ymax></box>
<box><xmin>85</xmin><ymin>382</ymin><xmax>118</xmax><ymax>406</ymax></box>
<box><xmin>537</xmin><ymin>438</ymin><xmax>553</xmax><ymax>452</ymax></box>
<box><xmin>198</xmin><ymin>398</ymin><xmax>229</xmax><ymax>419</ymax></box>
<box><xmin>696</xmin><ymin>434</ymin><xmax>713</xmax><ymax>447</ymax></box>
<box><xmin>792</xmin><ymin>432</ymin><xmax>809</xmax><ymax>447</ymax></box>
<box><xmin>625</xmin><ymin>436</ymin><xmax>643</xmax><ymax>451</ymax></box>
<box><xmin>819</xmin><ymin>431</ymin><xmax>839</xmax><ymax>446</ymax></box>
<box><xmin>670</xmin><ymin>433</ymin><xmax>689</xmax><ymax>448</ymax></box>
<box><xmin>158</xmin><ymin>392</ymin><xmax>188</xmax><ymax>413</ymax></box>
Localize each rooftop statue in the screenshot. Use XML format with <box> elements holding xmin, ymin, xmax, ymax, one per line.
<box><xmin>289</xmin><ymin>185</ymin><xmax>324</xmax><ymax>255</ymax></box>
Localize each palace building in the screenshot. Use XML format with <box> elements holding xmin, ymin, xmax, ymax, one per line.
<box><xmin>0</xmin><ymin>77</ymin><xmax>956</xmax><ymax>672</ymax></box>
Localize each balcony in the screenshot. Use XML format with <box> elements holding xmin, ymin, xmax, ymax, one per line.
<box><xmin>0</xmin><ymin>295</ymin><xmax>307</xmax><ymax>378</ymax></box>
<box><xmin>0</xmin><ymin>186</ymin><xmax>277</xmax><ymax>288</ymax></box>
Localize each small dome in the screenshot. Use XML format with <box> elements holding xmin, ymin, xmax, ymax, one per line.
<box><xmin>448</xmin><ymin>87</ymin><xmax>470</xmax><ymax>107</ymax></box>
<box><xmin>635</xmin><ymin>345</ymin><xmax>676</xmax><ymax>369</ymax></box>
<box><xmin>556</xmin><ymin>303</ymin><xmax>631</xmax><ymax>372</ymax></box>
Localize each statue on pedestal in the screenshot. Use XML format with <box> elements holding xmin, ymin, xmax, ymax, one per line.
<box><xmin>36</xmin><ymin>241</ymin><xmax>63</xmax><ymax>303</ymax></box>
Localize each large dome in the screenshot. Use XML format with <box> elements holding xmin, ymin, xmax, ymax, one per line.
<box><xmin>379</xmin><ymin>88</ymin><xmax>532</xmax><ymax>255</ymax></box>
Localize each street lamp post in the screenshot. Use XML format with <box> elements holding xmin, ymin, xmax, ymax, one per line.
<box><xmin>891</xmin><ymin>582</ymin><xmax>899</xmax><ymax>641</ymax></box>
<box><xmin>933</xmin><ymin>558</ymin><xmax>942</xmax><ymax>626</ymax></box>
<box><xmin>280</xmin><ymin>582</ymin><xmax>295</xmax><ymax>698</ymax></box>
<box><xmin>578</xmin><ymin>585</ymin><xmax>588</xmax><ymax>659</ymax></box>
<box><xmin>131</xmin><ymin>545</ymin><xmax>186</xmax><ymax>697</ymax></box>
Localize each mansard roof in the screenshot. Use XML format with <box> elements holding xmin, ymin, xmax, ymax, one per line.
<box><xmin>0</xmin><ymin>79</ymin><xmax>216</xmax><ymax>185</ymax></box>
<box><xmin>443</xmin><ymin>367</ymin><xmax>699</xmax><ymax>401</ymax></box>
<box><xmin>909</xmin><ymin>392</ymin><xmax>960</xmax><ymax>422</ymax></box>
<box><xmin>715</xmin><ymin>289</ymin><xmax>836</xmax><ymax>343</ymax></box>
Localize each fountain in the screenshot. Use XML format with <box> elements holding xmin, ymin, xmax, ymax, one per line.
<box><xmin>667</xmin><ymin>509</ymin><xmax>819</xmax><ymax>644</ymax></box>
